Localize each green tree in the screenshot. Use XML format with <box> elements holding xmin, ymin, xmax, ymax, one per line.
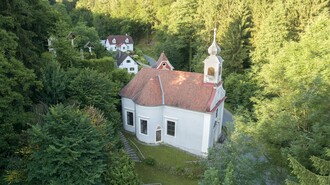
<box><xmin>287</xmin><ymin>150</ymin><xmax>330</xmax><ymax>185</ymax></box>
<box><xmin>221</xmin><ymin>1</ymin><xmax>252</xmax><ymax>76</ymax></box>
<box><xmin>38</xmin><ymin>55</ymin><xmax>68</xmax><ymax>105</ymax></box>
<box><xmin>199</xmin><ymin>167</ymin><xmax>220</xmax><ymax>185</ymax></box>
<box><xmin>224</xmin><ymin>72</ymin><xmax>257</xmax><ymax>111</ymax></box>
<box><xmin>67</xmin><ymin>68</ymin><xmax>120</xmax><ymax>122</ymax></box>
<box><xmin>104</xmin><ymin>150</ymin><xmax>141</xmax><ymax>185</ymax></box>
<box><xmin>0</xmin><ymin>46</ymin><xmax>40</xmax><ymax>178</ymax></box>
<box><xmin>27</xmin><ymin>105</ymin><xmax>107</xmax><ymax>185</ymax></box>
<box><xmin>249</xmin><ymin>13</ymin><xmax>330</xmax><ymax>173</ymax></box>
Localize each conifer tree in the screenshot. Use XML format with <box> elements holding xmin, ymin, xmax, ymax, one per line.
<box><xmin>27</xmin><ymin>105</ymin><xmax>107</xmax><ymax>185</ymax></box>
<box><xmin>287</xmin><ymin>150</ymin><xmax>330</xmax><ymax>185</ymax></box>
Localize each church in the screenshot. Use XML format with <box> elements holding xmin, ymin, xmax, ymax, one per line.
<box><xmin>119</xmin><ymin>30</ymin><xmax>226</xmax><ymax>156</ymax></box>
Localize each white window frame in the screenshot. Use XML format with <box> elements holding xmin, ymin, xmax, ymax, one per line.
<box><xmin>126</xmin><ymin>60</ymin><xmax>131</xmax><ymax>63</ymax></box>
<box><xmin>129</xmin><ymin>67</ymin><xmax>135</xmax><ymax>71</ymax></box>
<box><xmin>126</xmin><ymin>111</ymin><xmax>134</xmax><ymax>126</ymax></box>
<box><xmin>140</xmin><ymin>119</ymin><xmax>148</xmax><ymax>135</ymax></box>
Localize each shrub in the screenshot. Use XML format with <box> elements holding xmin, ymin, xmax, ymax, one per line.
<box><xmin>144</xmin><ymin>157</ymin><xmax>156</xmax><ymax>166</ymax></box>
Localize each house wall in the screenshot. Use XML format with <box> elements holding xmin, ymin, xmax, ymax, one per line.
<box><xmin>105</xmin><ymin>42</ymin><xmax>134</xmax><ymax>52</ymax></box>
<box><xmin>118</xmin><ymin>56</ymin><xmax>138</xmax><ymax>74</ymax></box>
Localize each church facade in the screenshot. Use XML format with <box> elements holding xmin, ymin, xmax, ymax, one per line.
<box><xmin>119</xmin><ymin>30</ymin><xmax>226</xmax><ymax>156</ymax></box>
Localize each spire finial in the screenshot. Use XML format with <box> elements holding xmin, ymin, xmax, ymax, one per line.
<box><xmin>213</xmin><ymin>28</ymin><xmax>217</xmax><ymax>42</ymax></box>
<box><xmin>208</xmin><ymin>28</ymin><xmax>221</xmax><ymax>55</ymax></box>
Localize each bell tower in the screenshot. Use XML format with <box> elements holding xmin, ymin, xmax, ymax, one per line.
<box><xmin>203</xmin><ymin>28</ymin><xmax>224</xmax><ymax>84</ymax></box>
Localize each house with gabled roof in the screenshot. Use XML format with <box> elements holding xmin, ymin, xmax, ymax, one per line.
<box><xmin>152</xmin><ymin>51</ymin><xmax>174</xmax><ymax>70</ymax></box>
<box><xmin>105</xmin><ymin>34</ymin><xmax>134</xmax><ymax>52</ymax></box>
<box><xmin>119</xmin><ymin>29</ymin><xmax>226</xmax><ymax>156</ymax></box>
<box><xmin>115</xmin><ymin>51</ymin><xmax>138</xmax><ymax>74</ymax></box>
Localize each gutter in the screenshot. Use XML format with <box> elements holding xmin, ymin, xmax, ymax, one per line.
<box><xmin>157</xmin><ymin>75</ymin><xmax>165</xmax><ymax>105</ymax></box>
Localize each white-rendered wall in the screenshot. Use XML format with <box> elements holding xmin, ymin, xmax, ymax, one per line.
<box><xmin>135</xmin><ymin>104</ymin><xmax>163</xmax><ymax>144</ymax></box>
<box><xmin>121</xmin><ymin>98</ymin><xmax>136</xmax><ymax>133</ymax></box>
<box><xmin>210</xmin><ymin>85</ymin><xmax>225</xmax><ymax>111</ymax></box>
<box><xmin>118</xmin><ymin>56</ymin><xmax>138</xmax><ymax>74</ymax></box>
<box><xmin>163</xmin><ymin>106</ymin><xmax>210</xmax><ymax>156</ymax></box>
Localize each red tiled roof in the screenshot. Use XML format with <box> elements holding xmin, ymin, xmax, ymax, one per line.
<box><xmin>153</xmin><ymin>52</ymin><xmax>174</xmax><ymax>70</ymax></box>
<box><xmin>107</xmin><ymin>35</ymin><xmax>134</xmax><ymax>44</ymax></box>
<box><xmin>119</xmin><ymin>68</ymin><xmax>220</xmax><ymax>112</ymax></box>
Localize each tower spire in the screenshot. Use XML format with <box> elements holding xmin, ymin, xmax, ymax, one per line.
<box><xmin>208</xmin><ymin>28</ymin><xmax>221</xmax><ymax>55</ymax></box>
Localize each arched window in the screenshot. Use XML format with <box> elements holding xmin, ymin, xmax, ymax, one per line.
<box><xmin>208</xmin><ymin>67</ymin><xmax>215</xmax><ymax>76</ymax></box>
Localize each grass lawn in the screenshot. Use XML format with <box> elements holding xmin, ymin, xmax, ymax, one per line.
<box><xmin>123</xmin><ymin>132</ymin><xmax>203</xmax><ymax>185</ymax></box>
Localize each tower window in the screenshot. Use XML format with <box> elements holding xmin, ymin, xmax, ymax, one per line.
<box><xmin>208</xmin><ymin>67</ymin><xmax>215</xmax><ymax>76</ymax></box>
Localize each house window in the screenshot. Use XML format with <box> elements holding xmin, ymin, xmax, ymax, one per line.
<box><xmin>140</xmin><ymin>119</ymin><xmax>148</xmax><ymax>135</ymax></box>
<box><xmin>123</xmin><ymin>47</ymin><xmax>126</xmax><ymax>50</ymax></box>
<box><xmin>208</xmin><ymin>67</ymin><xmax>215</xmax><ymax>76</ymax></box>
<box><xmin>126</xmin><ymin>60</ymin><xmax>131</xmax><ymax>63</ymax></box>
<box><xmin>127</xmin><ymin>111</ymin><xmax>133</xmax><ymax>126</ymax></box>
<box><xmin>216</xmin><ymin>108</ymin><xmax>218</xmax><ymax>118</ymax></box>
<box><xmin>112</xmin><ymin>38</ymin><xmax>116</xmax><ymax>43</ymax></box>
<box><xmin>167</xmin><ymin>121</ymin><xmax>175</xmax><ymax>136</ymax></box>
<box><xmin>127</xmin><ymin>46</ymin><xmax>130</xmax><ymax>49</ymax></box>
<box><xmin>130</xmin><ymin>67</ymin><xmax>135</xmax><ymax>71</ymax></box>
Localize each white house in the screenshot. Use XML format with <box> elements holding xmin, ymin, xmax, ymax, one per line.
<box><xmin>119</xmin><ymin>30</ymin><xmax>225</xmax><ymax>156</ymax></box>
<box><xmin>115</xmin><ymin>51</ymin><xmax>138</xmax><ymax>74</ymax></box>
<box><xmin>105</xmin><ymin>35</ymin><xmax>134</xmax><ymax>52</ymax></box>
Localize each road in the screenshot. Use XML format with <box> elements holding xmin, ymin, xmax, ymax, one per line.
<box><xmin>223</xmin><ymin>108</ymin><xmax>233</xmax><ymax>126</ymax></box>
<box><xmin>143</xmin><ymin>54</ymin><xmax>156</xmax><ymax>66</ymax></box>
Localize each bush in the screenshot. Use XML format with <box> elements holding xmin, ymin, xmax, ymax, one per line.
<box><xmin>144</xmin><ymin>157</ymin><xmax>156</xmax><ymax>166</ymax></box>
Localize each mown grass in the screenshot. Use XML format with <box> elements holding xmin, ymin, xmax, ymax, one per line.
<box><xmin>123</xmin><ymin>132</ymin><xmax>203</xmax><ymax>185</ymax></box>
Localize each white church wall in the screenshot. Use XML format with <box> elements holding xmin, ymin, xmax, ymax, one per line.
<box><xmin>121</xmin><ymin>98</ymin><xmax>136</xmax><ymax>133</ymax></box>
<box><xmin>163</xmin><ymin>106</ymin><xmax>209</xmax><ymax>156</ymax></box>
<box><xmin>135</xmin><ymin>104</ymin><xmax>163</xmax><ymax>144</ymax></box>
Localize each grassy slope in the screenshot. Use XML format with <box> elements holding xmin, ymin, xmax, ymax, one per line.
<box><xmin>124</xmin><ymin>132</ymin><xmax>201</xmax><ymax>185</ymax></box>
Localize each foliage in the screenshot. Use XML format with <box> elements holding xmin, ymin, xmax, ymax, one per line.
<box><xmin>79</xmin><ymin>57</ymin><xmax>115</xmax><ymax>73</ymax></box>
<box><xmin>0</xmin><ymin>51</ymin><xmax>40</xmax><ymax>175</ymax></box>
<box><xmin>27</xmin><ymin>105</ymin><xmax>107</xmax><ymax>185</ymax></box>
<box><xmin>199</xmin><ymin>167</ymin><xmax>220</xmax><ymax>185</ymax></box>
<box><xmin>0</xmin><ymin>0</ymin><xmax>60</xmax><ymax>72</ymax></box>
<box><xmin>38</xmin><ymin>55</ymin><xmax>68</xmax><ymax>105</ymax></box>
<box><xmin>221</xmin><ymin>1</ymin><xmax>252</xmax><ymax>76</ymax></box>
<box><xmin>224</xmin><ymin>72</ymin><xmax>258</xmax><ymax>112</ymax></box>
<box><xmin>104</xmin><ymin>150</ymin><xmax>141</xmax><ymax>185</ymax></box>
<box><xmin>144</xmin><ymin>157</ymin><xmax>156</xmax><ymax>166</ymax></box>
<box><xmin>250</xmin><ymin>13</ymin><xmax>330</xmax><ymax>170</ymax></box>
<box><xmin>67</xmin><ymin>68</ymin><xmax>120</xmax><ymax>122</ymax></box>
<box><xmin>287</xmin><ymin>149</ymin><xmax>330</xmax><ymax>185</ymax></box>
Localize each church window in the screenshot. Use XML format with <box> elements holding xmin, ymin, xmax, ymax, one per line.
<box><xmin>167</xmin><ymin>121</ymin><xmax>175</xmax><ymax>136</ymax></box>
<box><xmin>140</xmin><ymin>119</ymin><xmax>148</xmax><ymax>135</ymax></box>
<box><xmin>216</xmin><ymin>108</ymin><xmax>218</xmax><ymax>118</ymax></box>
<box><xmin>208</xmin><ymin>67</ymin><xmax>215</xmax><ymax>76</ymax></box>
<box><xmin>127</xmin><ymin>111</ymin><xmax>134</xmax><ymax>126</ymax></box>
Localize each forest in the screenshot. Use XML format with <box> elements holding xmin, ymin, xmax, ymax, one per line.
<box><xmin>0</xmin><ymin>0</ymin><xmax>329</xmax><ymax>184</ymax></box>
